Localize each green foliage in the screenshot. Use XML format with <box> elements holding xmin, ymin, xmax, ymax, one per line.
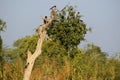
<box><xmin>72</xmin><ymin>44</ymin><xmax>115</xmax><ymax>80</ymax></box>
<box><xmin>112</xmin><ymin>54</ymin><xmax>120</xmax><ymax>80</ymax></box>
<box><xmin>0</xmin><ymin>20</ymin><xmax>7</xmax><ymax>79</ymax></box>
<box><xmin>0</xmin><ymin>36</ymin><xmax>2</xmax><ymax>52</ymax></box>
<box><xmin>47</xmin><ymin>5</ymin><xmax>87</xmax><ymax>50</ymax></box>
<box><xmin>42</xmin><ymin>40</ymin><xmax>66</xmax><ymax>58</ymax></box>
<box><xmin>13</xmin><ymin>33</ymin><xmax>38</xmax><ymax>60</ymax></box>
<box><xmin>0</xmin><ymin>18</ymin><xmax>6</xmax><ymax>32</ymax></box>
<box><xmin>0</xmin><ymin>18</ymin><xmax>6</xmax><ymax>53</ymax></box>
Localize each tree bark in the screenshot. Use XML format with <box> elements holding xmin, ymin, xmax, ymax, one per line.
<box><xmin>23</xmin><ymin>15</ymin><xmax>54</xmax><ymax>80</ymax></box>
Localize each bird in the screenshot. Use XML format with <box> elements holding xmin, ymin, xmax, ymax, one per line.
<box><xmin>50</xmin><ymin>5</ymin><xmax>58</xmax><ymax>18</ymax></box>
<box><xmin>50</xmin><ymin>5</ymin><xmax>58</xmax><ymax>12</ymax></box>
<box><xmin>43</xmin><ymin>16</ymin><xmax>48</xmax><ymax>24</ymax></box>
<box><xmin>50</xmin><ymin>5</ymin><xmax>56</xmax><ymax>10</ymax></box>
<box><xmin>76</xmin><ymin>12</ymin><xmax>80</xmax><ymax>17</ymax></box>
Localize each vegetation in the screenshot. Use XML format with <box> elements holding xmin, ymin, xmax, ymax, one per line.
<box><xmin>0</xmin><ymin>18</ymin><xmax>6</xmax><ymax>52</ymax></box>
<box><xmin>47</xmin><ymin>6</ymin><xmax>87</xmax><ymax>50</ymax></box>
<box><xmin>0</xmin><ymin>6</ymin><xmax>120</xmax><ymax>80</ymax></box>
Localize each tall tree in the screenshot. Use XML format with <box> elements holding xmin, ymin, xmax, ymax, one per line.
<box><xmin>13</xmin><ymin>5</ymin><xmax>88</xmax><ymax>79</ymax></box>
<box><xmin>14</xmin><ymin>5</ymin><xmax>88</xmax><ymax>59</ymax></box>
<box><xmin>23</xmin><ymin>8</ymin><xmax>55</xmax><ymax>80</ymax></box>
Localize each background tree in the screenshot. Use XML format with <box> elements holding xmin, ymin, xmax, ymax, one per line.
<box><xmin>13</xmin><ymin>34</ymin><xmax>38</xmax><ymax>62</ymax></box>
<box><xmin>0</xmin><ymin>18</ymin><xmax>6</xmax><ymax>52</ymax></box>
<box><xmin>0</xmin><ymin>19</ymin><xmax>6</xmax><ymax>80</ymax></box>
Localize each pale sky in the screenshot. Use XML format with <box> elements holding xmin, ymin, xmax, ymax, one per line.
<box><xmin>0</xmin><ymin>0</ymin><xmax>120</xmax><ymax>55</ymax></box>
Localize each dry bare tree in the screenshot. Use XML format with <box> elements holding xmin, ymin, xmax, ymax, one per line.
<box><xmin>23</xmin><ymin>8</ymin><xmax>55</xmax><ymax>80</ymax></box>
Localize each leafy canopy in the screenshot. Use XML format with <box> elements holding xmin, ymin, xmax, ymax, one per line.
<box><xmin>47</xmin><ymin>5</ymin><xmax>88</xmax><ymax>50</ymax></box>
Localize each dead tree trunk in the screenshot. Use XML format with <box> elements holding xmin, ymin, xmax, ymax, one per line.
<box><xmin>23</xmin><ymin>15</ymin><xmax>54</xmax><ymax>80</ymax></box>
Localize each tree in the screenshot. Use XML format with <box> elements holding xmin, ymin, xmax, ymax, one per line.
<box><xmin>13</xmin><ymin>5</ymin><xmax>88</xmax><ymax>79</ymax></box>
<box><xmin>0</xmin><ymin>36</ymin><xmax>2</xmax><ymax>53</ymax></box>
<box><xmin>0</xmin><ymin>19</ymin><xmax>6</xmax><ymax>80</ymax></box>
<box><xmin>112</xmin><ymin>53</ymin><xmax>120</xmax><ymax>80</ymax></box>
<box><xmin>71</xmin><ymin>44</ymin><xmax>116</xmax><ymax>80</ymax></box>
<box><xmin>13</xmin><ymin>5</ymin><xmax>88</xmax><ymax>60</ymax></box>
<box><xmin>0</xmin><ymin>18</ymin><xmax>6</xmax><ymax>52</ymax></box>
<box><xmin>0</xmin><ymin>19</ymin><xmax>6</xmax><ymax>32</ymax></box>
<box><xmin>47</xmin><ymin>5</ymin><xmax>88</xmax><ymax>51</ymax></box>
<box><xmin>11</xmin><ymin>6</ymin><xmax>88</xmax><ymax>79</ymax></box>
<box><xmin>23</xmin><ymin>9</ymin><xmax>54</xmax><ymax>80</ymax></box>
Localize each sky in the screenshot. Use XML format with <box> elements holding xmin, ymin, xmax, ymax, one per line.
<box><xmin>0</xmin><ymin>0</ymin><xmax>120</xmax><ymax>56</ymax></box>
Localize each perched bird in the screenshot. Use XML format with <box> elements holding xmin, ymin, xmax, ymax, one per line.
<box><xmin>76</xmin><ymin>12</ymin><xmax>81</xmax><ymax>23</ymax></box>
<box><xmin>50</xmin><ymin>5</ymin><xmax>56</xmax><ymax>9</ymax></box>
<box><xmin>43</xmin><ymin>16</ymin><xmax>48</xmax><ymax>24</ymax></box>
<box><xmin>50</xmin><ymin>5</ymin><xmax>58</xmax><ymax>18</ymax></box>
<box><xmin>50</xmin><ymin>5</ymin><xmax>57</xmax><ymax>11</ymax></box>
<box><xmin>40</xmin><ymin>16</ymin><xmax>49</xmax><ymax>24</ymax></box>
<box><xmin>76</xmin><ymin>12</ymin><xmax>80</xmax><ymax>18</ymax></box>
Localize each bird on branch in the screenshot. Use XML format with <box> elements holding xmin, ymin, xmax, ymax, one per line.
<box><xmin>50</xmin><ymin>5</ymin><xmax>58</xmax><ymax>18</ymax></box>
